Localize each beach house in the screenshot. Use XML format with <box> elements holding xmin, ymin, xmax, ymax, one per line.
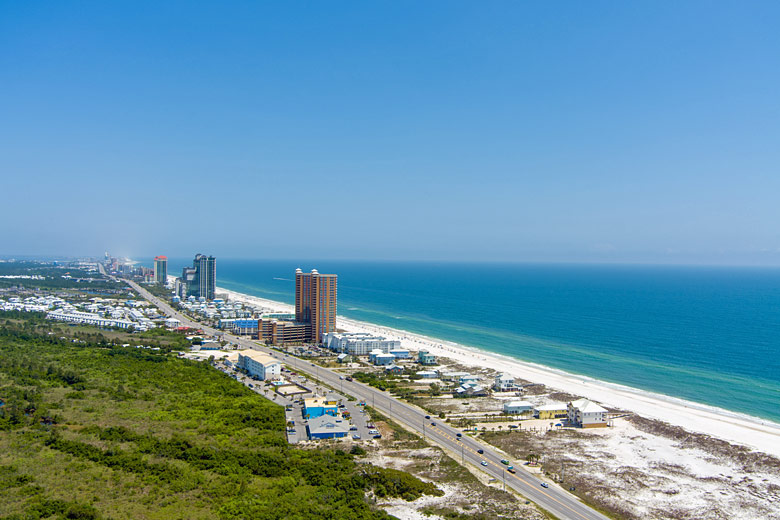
<box><xmin>418</xmin><ymin>350</ymin><xmax>437</xmax><ymax>365</ymax></box>
<box><xmin>503</xmin><ymin>400</ymin><xmax>533</xmax><ymax>414</ymax></box>
<box><xmin>494</xmin><ymin>373</ymin><xmax>518</xmax><ymax>392</ymax></box>
<box><xmin>567</xmin><ymin>399</ymin><xmax>608</xmax><ymax>428</ymax></box>
<box><xmin>534</xmin><ymin>403</ymin><xmax>568</xmax><ymax>420</ymax></box>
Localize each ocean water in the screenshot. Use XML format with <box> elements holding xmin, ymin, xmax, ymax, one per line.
<box><xmin>161</xmin><ymin>259</ymin><xmax>780</xmax><ymax>423</ymax></box>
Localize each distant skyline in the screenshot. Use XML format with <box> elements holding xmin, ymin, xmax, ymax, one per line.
<box><xmin>2</xmin><ymin>2</ymin><xmax>780</xmax><ymax>266</ymax></box>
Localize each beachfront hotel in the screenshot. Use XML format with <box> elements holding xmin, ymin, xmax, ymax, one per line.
<box><xmin>295</xmin><ymin>268</ymin><xmax>338</xmax><ymax>344</ymax></box>
<box><xmin>178</xmin><ymin>253</ymin><xmax>216</xmax><ymax>300</ymax></box>
<box><xmin>153</xmin><ymin>255</ymin><xmax>167</xmax><ymax>285</ymax></box>
<box><xmin>253</xmin><ymin>268</ymin><xmax>337</xmax><ymax>345</ymax></box>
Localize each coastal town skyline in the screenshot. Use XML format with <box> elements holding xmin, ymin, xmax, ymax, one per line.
<box><xmin>3</xmin><ymin>2</ymin><xmax>780</xmax><ymax>266</ymax></box>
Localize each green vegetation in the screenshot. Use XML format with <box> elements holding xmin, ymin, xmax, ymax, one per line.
<box><xmin>0</xmin><ymin>310</ymin><xmax>191</xmax><ymax>352</ymax></box>
<box><xmin>0</xmin><ymin>317</ymin><xmax>441</xmax><ymax>519</ymax></box>
<box><xmin>364</xmin><ymin>406</ymin><xmax>425</xmax><ymax>448</ymax></box>
<box><xmin>352</xmin><ymin>371</ymin><xmax>399</xmax><ymax>392</ymax></box>
<box><xmin>0</xmin><ymin>262</ymin><xmax>125</xmax><ymax>292</ymax></box>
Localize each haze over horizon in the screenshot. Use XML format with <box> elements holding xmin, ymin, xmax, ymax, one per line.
<box><xmin>2</xmin><ymin>2</ymin><xmax>780</xmax><ymax>266</ymax></box>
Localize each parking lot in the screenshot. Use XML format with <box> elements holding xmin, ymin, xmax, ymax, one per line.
<box><xmin>218</xmin><ymin>362</ymin><xmax>376</xmax><ymax>443</ymax></box>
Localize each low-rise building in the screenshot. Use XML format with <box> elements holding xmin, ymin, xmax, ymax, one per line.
<box><xmin>438</xmin><ymin>370</ymin><xmax>471</xmax><ymax>381</ymax></box>
<box><xmin>418</xmin><ymin>350</ymin><xmax>436</xmax><ymax>365</ymax></box>
<box><xmin>370</xmin><ymin>352</ymin><xmax>396</xmax><ymax>366</ymax></box>
<box><xmin>455</xmin><ymin>382</ymin><xmax>487</xmax><ymax>396</ymax></box>
<box><xmin>459</xmin><ymin>374</ymin><xmax>480</xmax><ymax>384</ymax></box>
<box><xmin>417</xmin><ymin>370</ymin><xmax>438</xmax><ymax>379</ymax></box>
<box><xmin>322</xmin><ymin>332</ymin><xmax>401</xmax><ymax>355</ymax></box>
<box><xmin>388</xmin><ymin>348</ymin><xmax>410</xmax><ymax>359</ymax></box>
<box><xmin>568</xmin><ymin>399</ymin><xmax>608</xmax><ymax>428</ymax></box>
<box><xmin>534</xmin><ymin>403</ymin><xmax>569</xmax><ymax>420</ymax></box>
<box><xmin>503</xmin><ymin>400</ymin><xmax>533</xmax><ymax>414</ymax></box>
<box><xmin>494</xmin><ymin>373</ymin><xmax>518</xmax><ymax>392</ymax></box>
<box><xmin>46</xmin><ymin>309</ymin><xmax>135</xmax><ymax>329</ymax></box>
<box><xmin>304</xmin><ymin>396</ymin><xmax>339</xmax><ymax>419</ymax></box>
<box><xmin>237</xmin><ymin>350</ymin><xmax>282</xmax><ymax>380</ymax></box>
<box><xmin>307</xmin><ymin>415</ymin><xmax>350</xmax><ymax>439</ymax></box>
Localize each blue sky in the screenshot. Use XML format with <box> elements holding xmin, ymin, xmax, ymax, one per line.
<box><xmin>2</xmin><ymin>1</ymin><xmax>779</xmax><ymax>264</ymax></box>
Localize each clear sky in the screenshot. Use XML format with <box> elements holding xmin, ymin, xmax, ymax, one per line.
<box><xmin>2</xmin><ymin>2</ymin><xmax>779</xmax><ymax>265</ymax></box>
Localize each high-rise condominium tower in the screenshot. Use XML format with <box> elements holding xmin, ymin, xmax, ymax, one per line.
<box><xmin>295</xmin><ymin>268</ymin><xmax>337</xmax><ymax>343</ymax></box>
<box><xmin>195</xmin><ymin>254</ymin><xmax>216</xmax><ymax>300</ymax></box>
<box><xmin>153</xmin><ymin>256</ymin><xmax>167</xmax><ymax>285</ymax></box>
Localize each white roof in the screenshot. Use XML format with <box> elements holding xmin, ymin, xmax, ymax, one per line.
<box><xmin>535</xmin><ymin>403</ymin><xmax>568</xmax><ymax>411</ymax></box>
<box><xmin>505</xmin><ymin>400</ymin><xmax>533</xmax><ymax>407</ymax></box>
<box><xmin>571</xmin><ymin>399</ymin><xmax>607</xmax><ymax>414</ymax></box>
<box><xmin>239</xmin><ymin>350</ymin><xmax>280</xmax><ymax>366</ymax></box>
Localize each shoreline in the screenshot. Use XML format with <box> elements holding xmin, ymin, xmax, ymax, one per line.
<box><xmin>215</xmin><ymin>285</ymin><xmax>780</xmax><ymax>458</ymax></box>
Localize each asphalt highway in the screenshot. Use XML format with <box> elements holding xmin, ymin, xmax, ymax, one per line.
<box><xmin>124</xmin><ymin>278</ymin><xmax>611</xmax><ymax>520</ymax></box>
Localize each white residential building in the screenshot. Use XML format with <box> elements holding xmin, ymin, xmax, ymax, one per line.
<box><xmin>238</xmin><ymin>350</ymin><xmax>282</xmax><ymax>380</ymax></box>
<box><xmin>494</xmin><ymin>373</ymin><xmax>517</xmax><ymax>392</ymax></box>
<box><xmin>322</xmin><ymin>332</ymin><xmax>401</xmax><ymax>356</ymax></box>
<box><xmin>567</xmin><ymin>399</ymin><xmax>608</xmax><ymax>428</ymax></box>
<box><xmin>46</xmin><ymin>309</ymin><xmax>135</xmax><ymax>329</ymax></box>
<box><xmin>503</xmin><ymin>400</ymin><xmax>533</xmax><ymax>414</ymax></box>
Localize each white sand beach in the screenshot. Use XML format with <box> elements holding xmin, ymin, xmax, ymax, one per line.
<box><xmin>217</xmin><ymin>286</ymin><xmax>780</xmax><ymax>458</ymax></box>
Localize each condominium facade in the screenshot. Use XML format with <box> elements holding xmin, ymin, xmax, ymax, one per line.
<box><xmin>179</xmin><ymin>254</ymin><xmax>216</xmax><ymax>300</ymax></box>
<box><xmin>322</xmin><ymin>332</ymin><xmax>401</xmax><ymax>356</ymax></box>
<box><xmin>295</xmin><ymin>268</ymin><xmax>337</xmax><ymax>343</ymax></box>
<box><xmin>153</xmin><ymin>255</ymin><xmax>167</xmax><ymax>285</ymax></box>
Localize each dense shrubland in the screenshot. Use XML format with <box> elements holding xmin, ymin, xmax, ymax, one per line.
<box><xmin>0</xmin><ymin>318</ymin><xmax>440</xmax><ymax>519</ymax></box>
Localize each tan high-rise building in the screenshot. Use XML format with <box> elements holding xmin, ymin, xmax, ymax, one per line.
<box><xmin>295</xmin><ymin>268</ymin><xmax>338</xmax><ymax>343</ymax></box>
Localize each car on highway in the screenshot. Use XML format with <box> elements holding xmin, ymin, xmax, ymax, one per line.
<box><xmin>480</xmin><ymin>461</ymin><xmax>488</xmax><ymax>467</ymax></box>
<box><xmin>456</xmin><ymin>433</ymin><xmax>462</xmax><ymax>437</ymax></box>
<box><xmin>540</xmin><ymin>482</ymin><xmax>549</xmax><ymax>488</ymax></box>
<box><xmin>425</xmin><ymin>415</ymin><xmax>430</xmax><ymax>419</ymax></box>
<box><xmin>477</xmin><ymin>449</ymin><xmax>484</xmax><ymax>454</ymax></box>
<box><xmin>507</xmin><ymin>468</ymin><xmax>516</xmax><ymax>474</ymax></box>
<box><xmin>501</xmin><ymin>459</ymin><xmax>509</xmax><ymax>465</ymax></box>
<box><xmin>339</xmin><ymin>376</ymin><xmax>345</xmax><ymax>380</ymax></box>
<box><xmin>431</xmin><ymin>422</ymin><xmax>436</xmax><ymax>426</ymax></box>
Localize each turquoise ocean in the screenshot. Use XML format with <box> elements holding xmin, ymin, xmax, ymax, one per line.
<box><xmin>160</xmin><ymin>259</ymin><xmax>780</xmax><ymax>423</ymax></box>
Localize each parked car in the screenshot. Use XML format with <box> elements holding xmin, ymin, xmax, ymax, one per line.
<box><xmin>373</xmin><ymin>434</ymin><xmax>382</xmax><ymax>439</ymax></box>
<box><xmin>352</xmin><ymin>434</ymin><xmax>361</xmax><ymax>440</ymax></box>
<box><xmin>350</xmin><ymin>426</ymin><xmax>358</xmax><ymax>431</ymax></box>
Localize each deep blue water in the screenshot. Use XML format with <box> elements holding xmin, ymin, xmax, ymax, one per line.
<box><xmin>159</xmin><ymin>259</ymin><xmax>780</xmax><ymax>422</ymax></box>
